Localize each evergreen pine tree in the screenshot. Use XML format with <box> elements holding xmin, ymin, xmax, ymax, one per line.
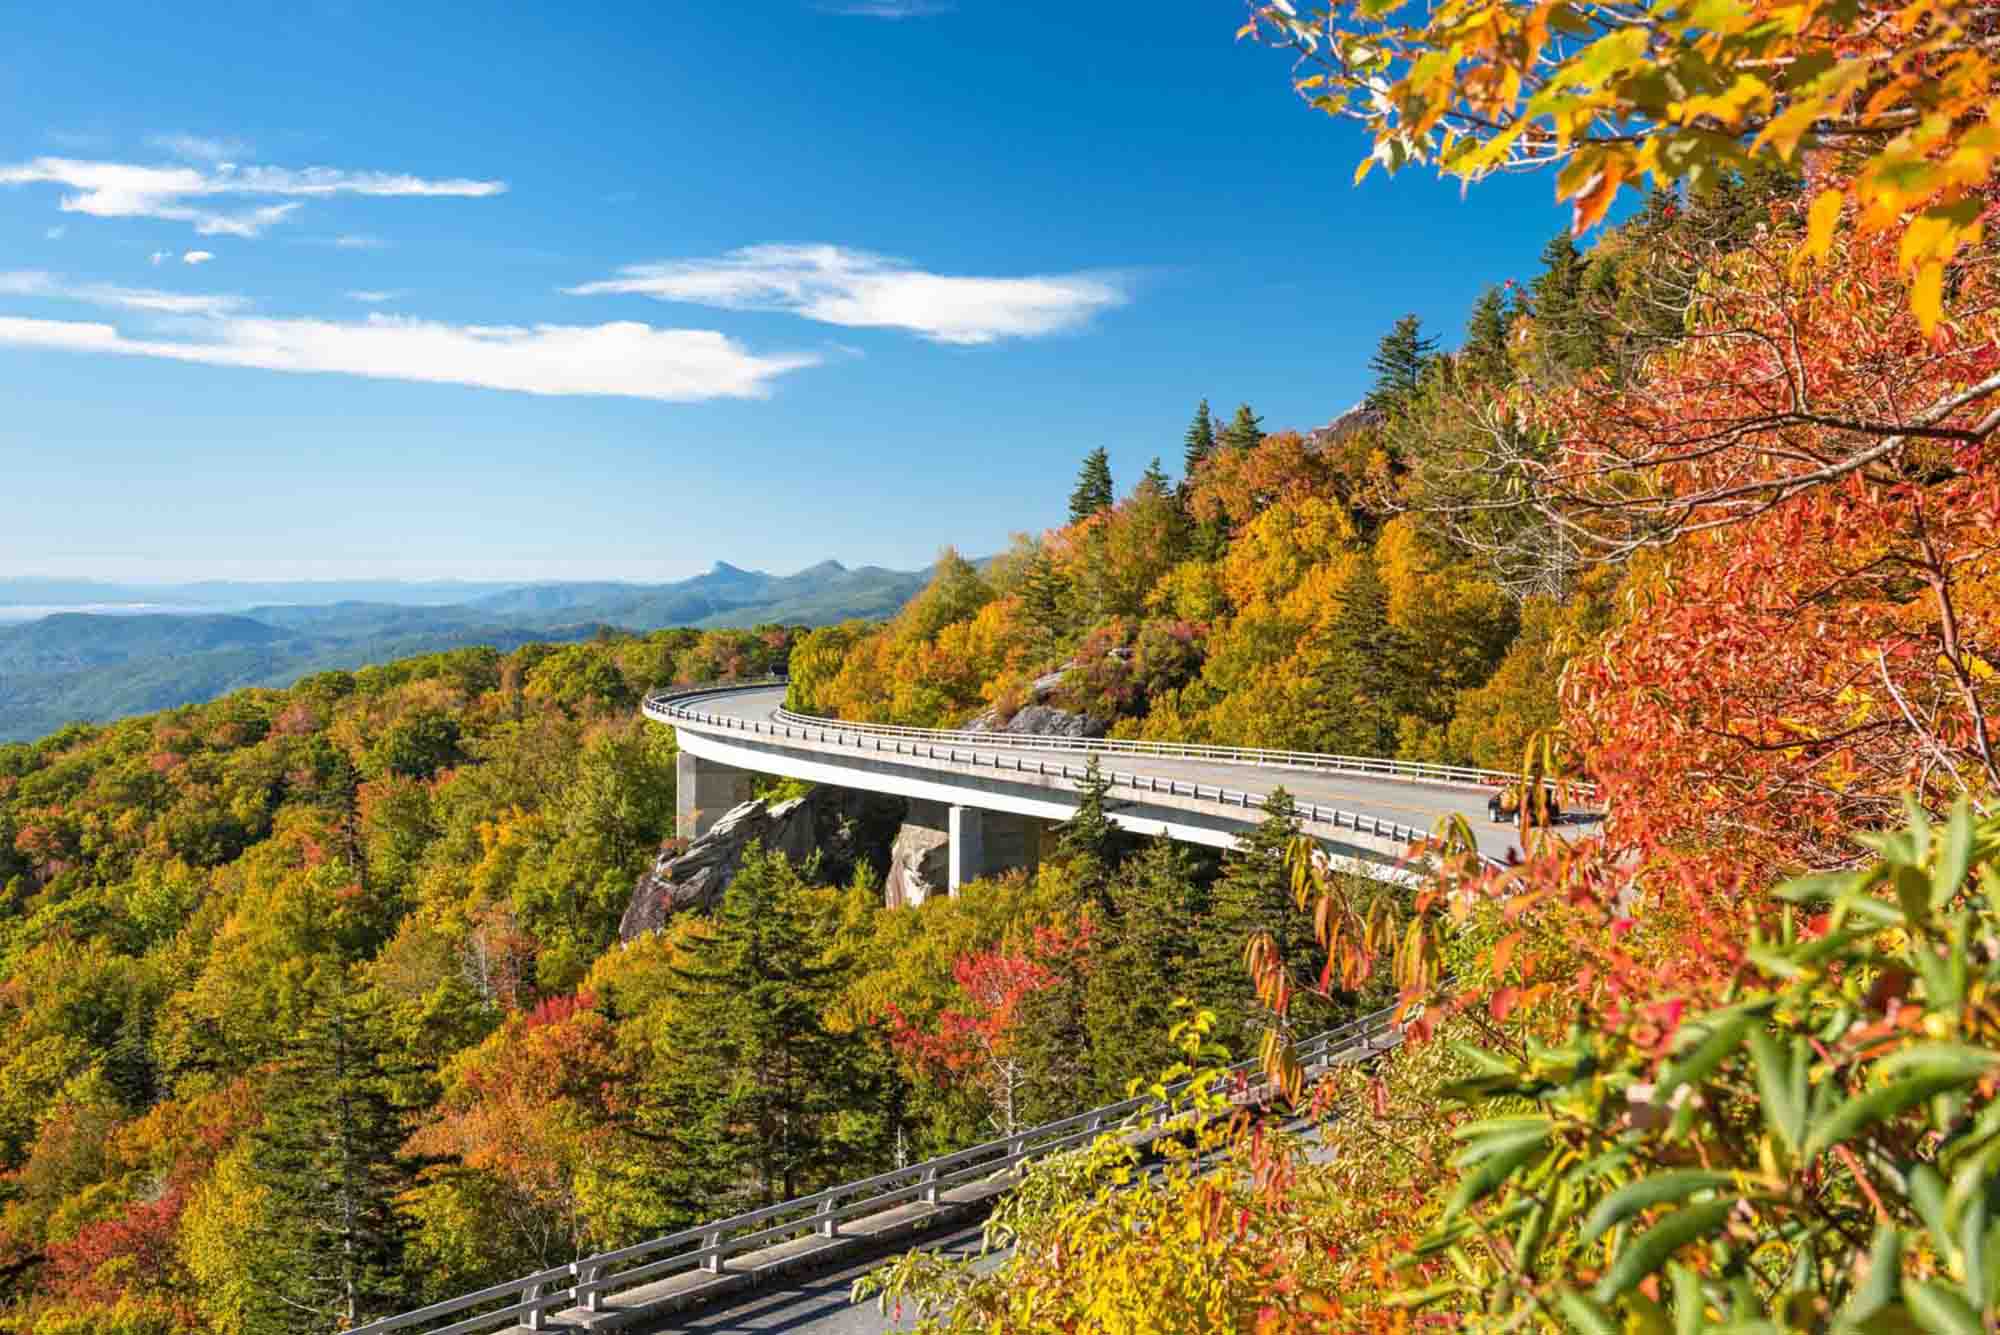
<box><xmin>1193</xmin><ymin>790</ymin><xmax>1308</xmax><ymax>1054</ymax></box>
<box><xmin>647</xmin><ymin>847</ymin><xmax>882</xmax><ymax>1207</ymax></box>
<box><xmin>1010</xmin><ymin>939</ymin><xmax>1096</xmax><ymax>1125</ymax></box>
<box><xmin>1308</xmin><ymin>559</ymin><xmax>1424</xmax><ymax>758</ymax></box>
<box><xmin>1056</xmin><ymin>755</ymin><xmax>1122</xmax><ymax>915</ymax></box>
<box><xmin>1019</xmin><ymin>543</ymin><xmax>1069</xmax><ymax>649</ymax></box>
<box><xmin>241</xmin><ymin>972</ymin><xmax>422</xmax><ymax>1334</ymax></box>
<box><xmin>1140</xmin><ymin>456</ymin><xmax>1172</xmax><ymax>496</ymax></box>
<box><xmin>1218</xmin><ymin>403</ymin><xmax>1265</xmax><ymax>452</ymax></box>
<box><xmin>1461</xmin><ymin>285</ymin><xmax>1515</xmax><ymax>385</ymax></box>
<box><xmin>1364</xmin><ymin>314</ymin><xmax>1440</xmax><ymax>414</ymax></box>
<box><xmin>1083</xmin><ymin>837</ymin><xmax>1205</xmax><ymax>1096</ymax></box>
<box><xmin>1067</xmin><ymin>448</ymin><xmax>1115</xmax><ymax>524</ymax></box>
<box><xmin>1182</xmin><ymin>399</ymin><xmax>1216</xmax><ymax>478</ymax></box>
<box><xmin>1529</xmin><ymin>233</ymin><xmax>1611</xmax><ymax>373</ymax></box>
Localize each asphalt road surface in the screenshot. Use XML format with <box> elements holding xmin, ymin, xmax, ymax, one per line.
<box><xmin>696</xmin><ymin>686</ymin><xmax>1598</xmax><ymax>865</ymax></box>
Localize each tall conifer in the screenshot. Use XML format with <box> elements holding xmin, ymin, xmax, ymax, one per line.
<box><xmin>1182</xmin><ymin>399</ymin><xmax>1216</xmax><ymax>478</ymax></box>
<box><xmin>648</xmin><ymin>848</ymin><xmax>882</xmax><ymax>1207</ymax></box>
<box><xmin>1364</xmin><ymin>314</ymin><xmax>1440</xmax><ymax>414</ymax></box>
<box><xmin>1218</xmin><ymin>403</ymin><xmax>1265</xmax><ymax>452</ymax></box>
<box><xmin>1068</xmin><ymin>448</ymin><xmax>1115</xmax><ymax>523</ymax></box>
<box><xmin>1194</xmin><ymin>789</ymin><xmax>1305</xmax><ymax>1054</ymax></box>
<box><xmin>242</xmin><ymin>973</ymin><xmax>421</xmax><ymax>1335</ymax></box>
<box><xmin>1462</xmin><ymin>285</ymin><xmax>1514</xmax><ymax>385</ymax></box>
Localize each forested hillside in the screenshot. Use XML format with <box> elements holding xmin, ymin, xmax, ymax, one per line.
<box><xmin>12</xmin><ymin>18</ymin><xmax>2000</xmax><ymax>1328</ymax></box>
<box><xmin>843</xmin><ymin>2</ymin><xmax>2000</xmax><ymax>1327</ymax></box>
<box><xmin>0</xmin><ymin>598</ymin><xmax>1394</xmax><ymax>1332</ymax></box>
<box><xmin>0</xmin><ymin>560</ymin><xmax>931</xmax><ymax>743</ymax></box>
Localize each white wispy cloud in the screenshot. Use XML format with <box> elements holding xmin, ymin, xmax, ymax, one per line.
<box><xmin>148</xmin><ymin>250</ymin><xmax>170</xmax><ymax>266</ymax></box>
<box><xmin>0</xmin><ymin>270</ymin><xmax>816</xmax><ymax>400</ymax></box>
<box><xmin>818</xmin><ymin>1</ymin><xmax>955</xmax><ymax>15</ymax></box>
<box><xmin>44</xmin><ymin>225</ymin><xmax>64</xmax><ymax>240</ymax></box>
<box><xmin>346</xmin><ymin>290</ymin><xmax>400</xmax><ymax>303</ymax></box>
<box><xmin>0</xmin><ymin>269</ymin><xmax>246</xmax><ymax>317</ymax></box>
<box><xmin>568</xmin><ymin>243</ymin><xmax>1129</xmax><ymax>345</ymax></box>
<box><xmin>331</xmin><ymin>233</ymin><xmax>389</xmax><ymax>250</ymax></box>
<box><xmin>0</xmin><ymin>157</ymin><xmax>506</xmax><ymax>238</ymax></box>
<box><xmin>148</xmin><ymin>132</ymin><xmax>252</xmax><ymax>163</ymax></box>
<box><xmin>182</xmin><ymin>250</ymin><xmax>215</xmax><ymax>265</ymax></box>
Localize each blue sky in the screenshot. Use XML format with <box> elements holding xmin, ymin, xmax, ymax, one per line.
<box><xmin>1</xmin><ymin>2</ymin><xmax>1575</xmax><ymax>583</ymax></box>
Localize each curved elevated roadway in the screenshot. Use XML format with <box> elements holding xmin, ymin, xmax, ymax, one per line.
<box><xmin>348</xmin><ymin>687</ymin><xmax>1593</xmax><ymax>1335</ymax></box>
<box><xmin>648</xmin><ymin>681</ymin><xmax>1599</xmax><ymax>873</ymax></box>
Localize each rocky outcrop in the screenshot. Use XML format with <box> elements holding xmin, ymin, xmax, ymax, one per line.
<box><xmin>963</xmin><ymin>666</ymin><xmax>1108</xmax><ymax>739</ymax></box>
<box><xmin>884</xmin><ymin>821</ymin><xmax>950</xmax><ymax>909</ymax></box>
<box><xmin>620</xmin><ymin>786</ymin><xmax>904</xmax><ymax>938</ymax></box>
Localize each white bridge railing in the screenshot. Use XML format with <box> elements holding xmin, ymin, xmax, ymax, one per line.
<box><xmin>345</xmin><ymin>1002</ymin><xmax>1408</xmax><ymax>1335</ymax></box>
<box><xmin>646</xmin><ymin>683</ymin><xmax>1528</xmax><ymax>868</ymax></box>
<box><xmin>646</xmin><ymin>679</ymin><xmax>1597</xmax><ymax>805</ymax></box>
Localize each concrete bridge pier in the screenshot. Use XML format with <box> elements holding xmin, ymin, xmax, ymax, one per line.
<box><xmin>677</xmin><ymin>751</ymin><xmax>755</xmax><ymax>840</ymax></box>
<box><xmin>946</xmin><ymin>804</ymin><xmax>1049</xmax><ymax>893</ymax></box>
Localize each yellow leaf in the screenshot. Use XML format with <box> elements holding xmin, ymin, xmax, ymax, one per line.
<box><xmin>1912</xmin><ymin>259</ymin><xmax>1944</xmax><ymax>335</ymax></box>
<box><xmin>1803</xmin><ymin>186</ymin><xmax>1843</xmax><ymax>261</ymax></box>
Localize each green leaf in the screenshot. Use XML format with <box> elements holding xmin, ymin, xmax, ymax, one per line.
<box><xmin>1451</xmin><ymin>1114</ymin><xmax>1553</xmax><ymax>1145</ymax></box>
<box><xmin>1748</xmin><ymin>1030</ymin><xmax>1808</xmax><ymax>1158</ymax></box>
<box><xmin>1657</xmin><ymin>1009</ymin><xmax>1754</xmax><ymax>1099</ymax></box>
<box><xmin>1776</xmin><ymin>869</ymin><xmax>1866</xmax><ymax>903</ymax></box>
<box><xmin>1558</xmin><ymin>1287</ymin><xmax>1621</xmax><ymax>1335</ymax></box>
<box><xmin>1593</xmin><ymin>1200</ymin><xmax>1737</xmax><ymax>1303</ymax></box>
<box><xmin>1904</xmin><ymin>1281</ymin><xmax>1982</xmax><ymax>1335</ymax></box>
<box><xmin>1579</xmin><ymin>1170</ymin><xmax>1738</xmax><ymax>1244</ymax></box>
<box><xmin>1876</xmin><ymin>1043</ymin><xmax>2000</xmax><ymax>1084</ymax></box>
<box><xmin>1445</xmin><ymin>1128</ymin><xmax>1549</xmax><ymax>1218</ymax></box>
<box><xmin>1839</xmin><ymin>1223</ymin><xmax>1903</xmax><ymax>1325</ymax></box>
<box><xmin>1669</xmin><ymin>1262</ymin><xmax>1705</xmax><ymax>1335</ymax></box>
<box><xmin>1894</xmin><ymin>865</ymin><xmax>1933</xmax><ymax>931</ymax></box>
<box><xmin>1804</xmin><ymin>1070</ymin><xmax>1977</xmax><ymax>1158</ymax></box>
<box><xmin>1909</xmin><ymin>1165</ymin><xmax>1954</xmax><ymax>1264</ymax></box>
<box><xmin>1932</xmin><ymin>798</ymin><xmax>1974</xmax><ymax>910</ymax></box>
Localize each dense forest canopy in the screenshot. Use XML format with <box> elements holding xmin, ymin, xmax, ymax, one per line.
<box><xmin>13</xmin><ymin>4</ymin><xmax>2000</xmax><ymax>1322</ymax></box>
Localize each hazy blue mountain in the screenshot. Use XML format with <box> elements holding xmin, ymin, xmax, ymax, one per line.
<box><xmin>0</xmin><ymin>558</ymin><xmax>941</xmax><ymax>740</ymax></box>
<box><xmin>0</xmin><ymin>577</ymin><xmax>520</xmax><ymax>608</ymax></box>
<box><xmin>0</xmin><ymin>613</ymin><xmax>287</xmax><ymax>673</ymax></box>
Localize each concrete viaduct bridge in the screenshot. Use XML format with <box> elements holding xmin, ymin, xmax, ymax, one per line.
<box><xmin>648</xmin><ymin>679</ymin><xmax>1592</xmax><ymax>882</ymax></box>
<box><xmin>343</xmin><ymin>682</ymin><xmax>1598</xmax><ymax>1335</ymax></box>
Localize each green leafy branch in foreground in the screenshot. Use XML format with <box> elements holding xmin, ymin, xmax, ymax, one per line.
<box><xmin>1412</xmin><ymin>799</ymin><xmax>2000</xmax><ymax>1331</ymax></box>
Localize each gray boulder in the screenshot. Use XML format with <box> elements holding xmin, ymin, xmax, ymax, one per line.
<box><xmin>620</xmin><ymin>786</ymin><xmax>903</xmax><ymax>938</ymax></box>
<box><xmin>884</xmin><ymin>821</ymin><xmax>951</xmax><ymax>908</ymax></box>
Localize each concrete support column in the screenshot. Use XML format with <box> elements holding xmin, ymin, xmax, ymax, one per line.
<box><xmin>980</xmin><ymin>811</ymin><xmax>1045</xmax><ymax>880</ymax></box>
<box><xmin>947</xmin><ymin>804</ymin><xmax>984</xmax><ymax>895</ymax></box>
<box><xmin>676</xmin><ymin>750</ymin><xmax>755</xmax><ymax>841</ymax></box>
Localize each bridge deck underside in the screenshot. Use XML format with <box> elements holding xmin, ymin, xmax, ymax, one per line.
<box><xmin>691</xmin><ymin>687</ymin><xmax>1595</xmax><ymax>864</ymax></box>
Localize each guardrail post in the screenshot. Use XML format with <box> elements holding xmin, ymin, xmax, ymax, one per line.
<box><xmin>577</xmin><ymin>1261</ymin><xmax>603</xmax><ymax>1313</ymax></box>
<box><xmin>522</xmin><ymin>1278</ymin><xmax>547</xmax><ymax>1330</ymax></box>
<box><xmin>920</xmin><ymin>1164</ymin><xmax>941</xmax><ymax>1205</ymax></box>
<box><xmin>702</xmin><ymin>1229</ymin><xmax>725</xmax><ymax>1274</ymax></box>
<box><xmin>815</xmin><ymin>1196</ymin><xmax>840</xmax><ymax>1238</ymax></box>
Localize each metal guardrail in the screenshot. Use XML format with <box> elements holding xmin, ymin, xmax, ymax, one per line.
<box><xmin>644</xmin><ymin>679</ymin><xmax>1596</xmax><ymax>804</ymax></box>
<box><xmin>347</xmin><ymin>1001</ymin><xmax>1408</xmax><ymax>1335</ymax></box>
<box><xmin>771</xmin><ymin>708</ymin><xmax>1597</xmax><ymax>803</ymax></box>
<box><xmin>644</xmin><ymin>682</ymin><xmax>1511</xmax><ymax>871</ymax></box>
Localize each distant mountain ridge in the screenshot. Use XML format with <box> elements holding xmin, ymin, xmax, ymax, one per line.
<box><xmin>0</xmin><ymin>558</ymin><xmax>934</xmax><ymax>741</ymax></box>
